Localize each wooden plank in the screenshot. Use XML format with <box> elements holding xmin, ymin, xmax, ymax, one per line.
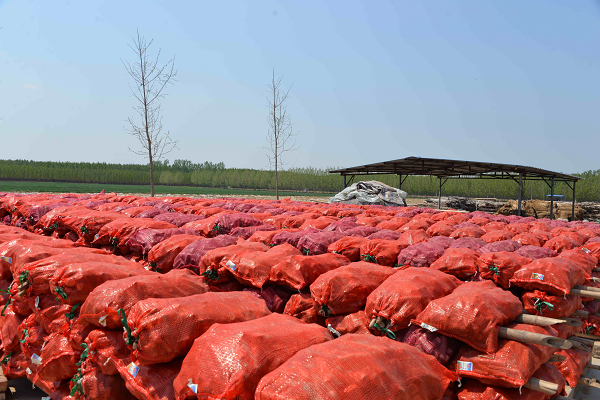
<box><xmin>0</xmin><ymin>373</ymin><xmax>7</xmax><ymax>393</ymax></box>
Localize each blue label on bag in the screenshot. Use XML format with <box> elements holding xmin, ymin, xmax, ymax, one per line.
<box><xmin>531</xmin><ymin>273</ymin><xmax>544</xmax><ymax>281</ymax></box>
<box><xmin>226</xmin><ymin>260</ymin><xmax>237</xmax><ymax>271</ymax></box>
<box><xmin>457</xmin><ymin>361</ymin><xmax>473</xmax><ymax>371</ymax></box>
<box><xmin>1</xmin><ymin>256</ymin><xmax>12</xmax><ymax>264</ymax></box>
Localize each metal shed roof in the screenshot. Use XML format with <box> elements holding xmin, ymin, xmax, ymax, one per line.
<box><xmin>329</xmin><ymin>156</ymin><xmax>580</xmax><ymax>182</ymax></box>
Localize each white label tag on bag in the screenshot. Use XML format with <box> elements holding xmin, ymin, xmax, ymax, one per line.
<box><xmin>187</xmin><ymin>379</ymin><xmax>198</xmax><ymax>394</ymax></box>
<box><xmin>457</xmin><ymin>361</ymin><xmax>473</xmax><ymax>371</ymax></box>
<box><xmin>35</xmin><ymin>296</ymin><xmax>40</xmax><ymax>309</ymax></box>
<box><xmin>531</xmin><ymin>273</ymin><xmax>544</xmax><ymax>281</ymax></box>
<box><xmin>31</xmin><ymin>354</ymin><xmax>42</xmax><ymax>365</ymax></box>
<box><xmin>225</xmin><ymin>260</ymin><xmax>237</xmax><ymax>271</ymax></box>
<box><xmin>94</xmin><ymin>234</ymin><xmax>100</xmax><ymax>240</ymax></box>
<box><xmin>420</xmin><ymin>323</ymin><xmax>438</xmax><ymax>332</ymax></box>
<box><xmin>127</xmin><ymin>362</ymin><xmax>140</xmax><ymax>378</ymax></box>
<box><xmin>1</xmin><ymin>256</ymin><xmax>12</xmax><ymax>264</ymax></box>
<box><xmin>582</xmin><ymin>247</ymin><xmax>591</xmax><ymax>254</ymax></box>
<box><xmin>98</xmin><ymin>315</ymin><xmax>107</xmax><ymax>327</ymax></box>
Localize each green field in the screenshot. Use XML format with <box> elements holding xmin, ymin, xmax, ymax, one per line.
<box><xmin>0</xmin><ymin>180</ymin><xmax>334</xmax><ymax>197</ymax></box>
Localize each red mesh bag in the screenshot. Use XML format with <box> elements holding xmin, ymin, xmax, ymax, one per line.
<box><xmin>172</xmin><ymin>235</ymin><xmax>237</xmax><ymax>272</ymax></box>
<box><xmin>552</xmin><ymin>348</ymin><xmax>593</xmax><ymax>388</ymax></box>
<box><xmin>581</xmin><ymin>242</ymin><xmax>600</xmax><ymax>260</ymax></box>
<box><xmin>344</xmin><ymin>225</ymin><xmax>380</xmax><ymax>237</ymax></box>
<box><xmin>79</xmin><ymin>269</ymin><xmax>209</xmax><ymax>329</ymax></box>
<box><xmin>1</xmin><ymin>347</ymin><xmax>27</xmax><ymax>379</ymax></box>
<box><xmin>427</xmin><ymin>221</ymin><xmax>457</xmax><ymax>237</ymax></box>
<box><xmin>510</xmin><ymin>257</ymin><xmax>586</xmax><ymax>296</ymax></box>
<box><xmin>480</xmin><ymin>230</ymin><xmax>514</xmax><ymax>243</ymax></box>
<box><xmin>242</xmin><ymin>286</ymin><xmax>291</xmax><ymax>313</ymax></box>
<box><xmin>153</xmin><ymin>212</ymin><xmax>203</xmax><ymax>227</ymax></box>
<box><xmin>49</xmin><ymin>261</ymin><xmax>153</xmax><ymax>305</ymax></box>
<box><xmin>367</xmin><ymin>229</ymin><xmax>402</xmax><ymax>240</ymax></box>
<box><xmin>455</xmin><ymin>323</ymin><xmax>558</xmax><ymax>387</ymax></box>
<box><xmin>310</xmin><ymin>261</ymin><xmax>395</xmax><ymax>316</ymax></box>
<box><xmin>224</xmin><ymin>243</ymin><xmax>301</xmax><ymax>288</ymax></box>
<box><xmin>506</xmin><ymin>223</ymin><xmax>531</xmax><ymax>235</ymax></box>
<box><xmin>0</xmin><ymin>305</ymin><xmax>24</xmax><ymax>351</ymax></box>
<box><xmin>229</xmin><ymin>224</ymin><xmax>277</xmax><ymax>240</ymax></box>
<box><xmin>247</xmin><ymin>228</ymin><xmax>300</xmax><ymax>245</ymax></box>
<box><xmin>283</xmin><ymin>293</ymin><xmax>321</xmax><ymax>324</ymax></box>
<box><xmin>270</xmin><ymin>253</ymin><xmax>350</xmax><ymax>290</ymax></box>
<box><xmin>296</xmin><ymin>231</ymin><xmax>345</xmax><ymax>255</ymax></box>
<box><xmin>429</xmin><ymin>235</ymin><xmax>455</xmax><ymax>249</ymax></box>
<box><xmin>0</xmin><ymin>238</ymin><xmax>75</xmax><ymax>277</ymax></box>
<box><xmin>14</xmin><ymin>250</ymin><xmax>133</xmax><ymax>298</ymax></box>
<box><xmin>450</xmin><ymin>237</ymin><xmax>486</xmax><ymax>251</ymax></box>
<box><xmin>477</xmin><ymin>251</ymin><xmax>532</xmax><ymax>289</ymax></box>
<box><xmin>543</xmin><ymin>236</ymin><xmax>579</xmax><ymax>253</ymax></box>
<box><xmin>28</xmin><ymin>293</ymin><xmax>71</xmax><ymax>334</ymax></box>
<box><xmin>356</xmin><ymin>216</ymin><xmax>384</xmax><ymax>227</ymax></box>
<box><xmin>375</xmin><ymin>217</ymin><xmax>410</xmax><ymax>231</ymax></box>
<box><xmin>34</xmin><ymin>206</ymin><xmax>90</xmax><ymax>233</ymax></box>
<box><xmin>457</xmin><ymin>363</ymin><xmax>566</xmax><ymax>400</ymax></box>
<box><xmin>57</xmin><ymin>210</ymin><xmax>125</xmax><ymax>244</ymax></box>
<box><xmin>135</xmin><ymin>208</ymin><xmax>165</xmax><ymax>219</ymax></box>
<box><xmin>397</xmin><ymin>241</ymin><xmax>446</xmax><ymax>268</ymax></box>
<box><xmin>173</xmin><ymin>314</ymin><xmax>332</xmax><ymax>400</ymax></box>
<box><xmin>515</xmin><ymin>245</ymin><xmax>556</xmax><ymax>260</ymax></box>
<box><xmin>323</xmin><ymin>219</ymin><xmax>360</xmax><ymax>232</ymax></box>
<box><xmin>84</xmin><ymin>329</ymin><xmax>131</xmax><ymax>376</ymax></box>
<box><xmin>299</xmin><ymin>216</ymin><xmax>337</xmax><ymax>230</ymax></box>
<box><xmin>327</xmin><ymin>236</ymin><xmax>369</xmax><ymax>262</ymax></box>
<box><xmin>558</xmin><ymin>231</ymin><xmax>587</xmax><ymax>246</ymax></box>
<box><xmin>399</xmin><ymin>219</ymin><xmax>432</xmax><ymax>232</ymax></box>
<box><xmin>522</xmin><ymin>290</ymin><xmax>582</xmax><ymax>318</ymax></box>
<box><xmin>37</xmin><ymin>332</ymin><xmax>82</xmax><ymax>382</ymax></box>
<box><xmin>413</xmin><ymin>281</ymin><xmax>523</xmax><ymax>353</ymax></box>
<box><xmin>18</xmin><ymin>314</ymin><xmax>45</xmax><ymax>360</ymax></box>
<box><xmin>469</xmin><ymin>217</ymin><xmax>491</xmax><ymax>226</ymax></box>
<box><xmin>212</xmin><ymin>212</ymin><xmax>264</xmax><ymax>235</ymax></box>
<box><xmin>582</xmin><ymin>315</ymin><xmax>600</xmax><ymax>335</ymax></box>
<box><xmin>125</xmin><ymin>291</ymin><xmax>271</xmax><ymax>365</ymax></box>
<box><xmin>126</xmin><ymin>228</ymin><xmax>201</xmax><ymax>256</ymax></box>
<box><xmin>70</xmin><ymin>364</ymin><xmax>136</xmax><ymax>400</ymax></box>
<box><xmin>255</xmin><ymin>335</ymin><xmax>457</xmax><ymax>400</ymax></box>
<box><xmin>359</xmin><ymin>239</ymin><xmax>404</xmax><ymax>266</ymax></box>
<box><xmin>398</xmin><ymin>229</ymin><xmax>431</xmax><ymax>247</ymax></box>
<box><xmin>198</xmin><ymin>241</ymin><xmax>268</xmax><ymax>283</ymax></box>
<box><xmin>146</xmin><ymin>234</ymin><xmax>202</xmax><ymax>273</ymax></box>
<box><xmin>558</xmin><ymin>248</ymin><xmax>598</xmax><ymax>277</ymax></box>
<box><xmin>325</xmin><ymin>311</ymin><xmax>370</xmax><ymax>336</ymax></box>
<box><xmin>118</xmin><ymin>357</ymin><xmax>182</xmax><ymax>400</ymax></box>
<box><xmin>92</xmin><ymin>218</ymin><xmax>177</xmax><ymax>253</ymax></box>
<box><xmin>451</xmin><ymin>226</ymin><xmax>486</xmax><ymax>239</ymax></box>
<box><xmin>397</xmin><ymin>325</ymin><xmax>461</xmax><ymax>367</ymax></box>
<box><xmin>365</xmin><ymin>267</ymin><xmax>461</xmax><ymax>331</ymax></box>
<box><xmin>512</xmin><ymin>232</ymin><xmax>544</xmax><ymax>247</ymax></box>
<box><xmin>270</xmin><ymin>228</ymin><xmax>319</xmax><ymax>247</ymax></box>
<box><xmin>120</xmin><ymin>206</ymin><xmax>159</xmax><ymax>218</ymax></box>
<box><xmin>430</xmin><ymin>248</ymin><xmax>480</xmax><ymax>280</ymax></box>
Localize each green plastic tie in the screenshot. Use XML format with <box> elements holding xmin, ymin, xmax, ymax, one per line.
<box><xmin>302</xmin><ymin>248</ymin><xmax>310</xmax><ymax>256</ymax></box>
<box><xmin>586</xmin><ymin>326</ymin><xmax>594</xmax><ymax>335</ymax></box>
<box><xmin>65</xmin><ymin>303</ymin><xmax>81</xmax><ymax>321</ymax></box>
<box><xmin>19</xmin><ymin>329</ymin><xmax>28</xmax><ymax>344</ymax></box>
<box><xmin>488</xmin><ymin>263</ymin><xmax>500</xmax><ymax>276</ymax></box>
<box><xmin>534</xmin><ymin>300</ymin><xmax>554</xmax><ymax>316</ymax></box>
<box><xmin>80</xmin><ymin>226</ymin><xmax>88</xmax><ymax>233</ymax></box>
<box><xmin>211</xmin><ymin>223</ymin><xmax>221</xmax><ymax>233</ymax></box>
<box><xmin>372</xmin><ymin>322</ymin><xmax>397</xmax><ymax>340</ymax></box>
<box><xmin>148</xmin><ymin>262</ymin><xmax>160</xmax><ymax>272</ymax></box>
<box><xmin>77</xmin><ymin>343</ymin><xmax>90</xmax><ymax>366</ymax></box>
<box><xmin>111</xmin><ymin>237</ymin><xmax>118</xmax><ymax>251</ymax></box>
<box><xmin>332</xmin><ymin>251</ymin><xmax>341</xmax><ymax>255</ymax></box>
<box><xmin>118</xmin><ymin>308</ymin><xmax>136</xmax><ymax>346</ymax></box>
<box><xmin>49</xmin><ymin>223</ymin><xmax>58</xmax><ymax>230</ymax></box>
<box><xmin>320</xmin><ymin>305</ymin><xmax>331</xmax><ymax>317</ymax></box>
<box><xmin>361</xmin><ymin>254</ymin><xmax>377</xmax><ymax>263</ymax></box>
<box><xmin>70</xmin><ymin>370</ymin><xmax>83</xmax><ymax>396</ymax></box>
<box><xmin>55</xmin><ymin>286</ymin><xmax>68</xmax><ymax>300</ymax></box>
<box><xmin>19</xmin><ymin>271</ymin><xmax>30</xmax><ymax>285</ymax></box>
<box><xmin>0</xmin><ymin>351</ymin><xmax>12</xmax><ymax>365</ymax></box>
<box><xmin>201</xmin><ymin>269</ymin><xmax>219</xmax><ymax>281</ymax></box>
<box><xmin>28</xmin><ymin>216</ymin><xmax>34</xmax><ymax>224</ymax></box>
<box><xmin>1</xmin><ymin>297</ymin><xmax>11</xmax><ymax>316</ymax></box>
<box><xmin>268</xmin><ymin>243</ymin><xmax>276</xmax><ymax>247</ymax></box>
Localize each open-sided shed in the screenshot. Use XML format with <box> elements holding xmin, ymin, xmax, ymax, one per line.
<box><xmin>329</xmin><ymin>156</ymin><xmax>581</xmax><ymax>218</ymax></box>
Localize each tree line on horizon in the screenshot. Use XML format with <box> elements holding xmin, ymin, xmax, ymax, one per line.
<box><xmin>0</xmin><ymin>159</ymin><xmax>598</xmax><ymax>202</ymax></box>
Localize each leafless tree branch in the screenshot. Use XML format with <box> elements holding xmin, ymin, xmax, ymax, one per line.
<box><xmin>122</xmin><ymin>29</ymin><xmax>178</xmax><ymax>196</ymax></box>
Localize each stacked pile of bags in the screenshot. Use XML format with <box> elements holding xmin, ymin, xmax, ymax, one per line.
<box><xmin>0</xmin><ymin>191</ymin><xmax>599</xmax><ymax>399</ymax></box>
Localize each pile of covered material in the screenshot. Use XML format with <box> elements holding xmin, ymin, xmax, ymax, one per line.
<box><xmin>328</xmin><ymin>180</ymin><xmax>408</xmax><ymax>206</ymax></box>
<box><xmin>0</xmin><ymin>191</ymin><xmax>599</xmax><ymax>399</ymax></box>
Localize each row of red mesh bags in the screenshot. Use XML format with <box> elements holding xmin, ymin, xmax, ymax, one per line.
<box><xmin>1</xmin><ymin>191</ymin><xmax>600</xmax><ymax>399</ymax></box>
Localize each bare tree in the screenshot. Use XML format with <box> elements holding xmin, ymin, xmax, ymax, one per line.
<box><xmin>122</xmin><ymin>30</ymin><xmax>178</xmax><ymax>197</ymax></box>
<box><xmin>266</xmin><ymin>69</ymin><xmax>298</xmax><ymax>200</ymax></box>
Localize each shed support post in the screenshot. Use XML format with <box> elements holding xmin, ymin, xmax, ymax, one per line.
<box><xmin>438</xmin><ymin>177</ymin><xmax>442</xmax><ymax>210</ymax></box>
<box><xmin>572</xmin><ymin>181</ymin><xmax>576</xmax><ymax>221</ymax></box>
<box><xmin>398</xmin><ymin>174</ymin><xmax>402</xmax><ymax>190</ymax></box>
<box><xmin>517</xmin><ymin>173</ymin><xmax>523</xmax><ymax>216</ymax></box>
<box><xmin>343</xmin><ymin>175</ymin><xmax>347</xmax><ymax>189</ymax></box>
<box><xmin>550</xmin><ymin>178</ymin><xmax>555</xmax><ymax>220</ymax></box>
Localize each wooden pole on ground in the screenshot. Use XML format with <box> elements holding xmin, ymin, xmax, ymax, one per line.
<box><xmin>523</xmin><ymin>377</ymin><xmax>559</xmax><ymax>395</ymax></box>
<box><xmin>499</xmin><ymin>327</ymin><xmax>572</xmax><ymax>349</ymax></box>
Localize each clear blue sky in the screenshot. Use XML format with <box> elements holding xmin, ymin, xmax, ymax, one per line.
<box><xmin>1</xmin><ymin>0</ymin><xmax>599</xmax><ymax>174</ymax></box>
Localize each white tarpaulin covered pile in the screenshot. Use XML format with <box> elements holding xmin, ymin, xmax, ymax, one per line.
<box><xmin>328</xmin><ymin>180</ymin><xmax>408</xmax><ymax>206</ymax></box>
